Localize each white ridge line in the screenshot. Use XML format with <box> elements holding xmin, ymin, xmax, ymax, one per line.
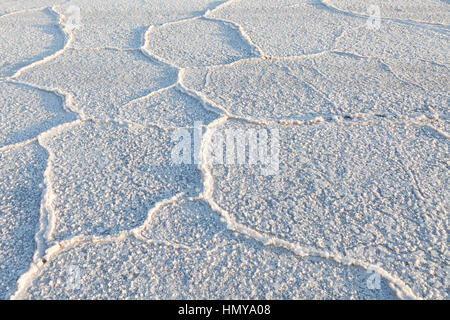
<box><xmin>11</xmin><ymin>120</ymin><xmax>80</xmax><ymax>300</ymax></box>
<box><xmin>8</xmin><ymin>116</ymin><xmax>441</xmax><ymax>299</ymax></box>
<box><xmin>420</xmin><ymin>123</ymin><xmax>450</xmax><ymax>140</ymax></box>
<box><xmin>10</xmin><ymin>6</ymin><xmax>73</xmax><ymax>79</ymax></box>
<box><xmin>120</xmin><ymin>84</ymin><xmax>177</xmax><ymax>110</ymax></box>
<box><xmin>141</xmin><ymin>25</ymin><xmax>181</xmax><ymax>70</ymax></box>
<box><xmin>377</xmin><ymin>59</ymin><xmax>429</xmax><ymax>92</ymax></box>
<box><xmin>319</xmin><ymin>0</ymin><xmax>449</xmax><ymax>31</ymax></box>
<box><xmin>66</xmin><ymin>46</ymin><xmax>141</xmax><ymax>51</ymax></box>
<box><xmin>10</xmin><ymin>191</ymin><xmax>192</xmax><ymax>299</ymax></box>
<box><xmin>204</xmin><ymin>0</ymin><xmax>237</xmax><ymax>16</ymax></box>
<box><xmin>0</xmin><ymin>80</ymin><xmax>80</xmax><ymax>152</ymax></box>
<box><xmin>151</xmin><ymin>15</ymin><xmax>201</xmax><ymax>29</ymax></box>
<box><xmin>139</xmin><ymin>0</ymin><xmax>230</xmax><ymax>32</ymax></box>
<box><xmin>197</xmin><ymin>115</ymin><xmax>421</xmax><ymax>300</ymax></box>
<box><xmin>5</xmin><ymin>79</ymin><xmax>80</xmax><ymax>116</ymax></box>
<box><xmin>202</xmin><ymin>16</ymin><xmax>265</xmax><ymax>58</ymax></box>
<box><xmin>0</xmin><ymin>137</ymin><xmax>38</xmax><ymax>153</ymax></box>
<box><xmin>1</xmin><ymin>113</ymin><xmax>224</xmax><ymax>155</ymax></box>
<box><xmin>0</xmin><ymin>120</ymin><xmax>84</xmax><ymax>154</ymax></box>
<box><xmin>176</xmin><ymin>71</ymin><xmax>448</xmax><ymax>129</ymax></box>
<box><xmin>35</xmin><ymin>122</ymin><xmax>81</xmax><ymax>247</ymax></box>
<box><xmin>183</xmin><ymin>52</ymin><xmax>331</xmax><ymax>72</ymax></box>
<box><xmin>0</xmin><ymin>103</ymin><xmax>444</xmax><ymax>155</ymax></box>
<box><xmin>4</xmin><ymin>0</ymin><xmax>447</xmax><ymax>300</ymax></box>
<box><xmin>131</xmin><ymin>193</ymin><xmax>185</xmax><ymax>241</ymax></box>
<box><xmin>140</xmin><ymin>0</ymin><xmax>264</xmax><ymax>69</ymax></box>
<box><xmin>83</xmin><ymin>118</ymin><xmax>169</xmax><ymax>131</ymax></box>
<box><xmin>177</xmin><ymin>68</ymin><xmax>230</xmax><ymax>117</ymax></box>
<box><xmin>33</xmin><ymin>141</ymin><xmax>55</xmax><ymax>260</ymax></box>
<box><xmin>0</xmin><ymin>6</ymin><xmax>48</xmax><ymax>19</ymax></box>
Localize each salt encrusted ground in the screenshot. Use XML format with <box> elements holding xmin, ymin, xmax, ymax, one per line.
<box><xmin>0</xmin><ymin>0</ymin><xmax>448</xmax><ymax>299</ymax></box>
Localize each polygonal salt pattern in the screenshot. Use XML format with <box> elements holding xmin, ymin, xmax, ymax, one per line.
<box><xmin>209</xmin><ymin>0</ymin><xmax>361</xmax><ymax>57</ymax></box>
<box><xmin>16</xmin><ymin>49</ymin><xmax>178</xmax><ymax>120</ymax></box>
<box><xmin>334</xmin><ymin>20</ymin><xmax>449</xmax><ymax>66</ymax></box>
<box><xmin>0</xmin><ymin>82</ymin><xmax>76</xmax><ymax>148</ymax></box>
<box><xmin>117</xmin><ymin>86</ymin><xmax>220</xmax><ymax>128</ymax></box>
<box><xmin>53</xmin><ymin>0</ymin><xmax>230</xmax><ymax>49</ymax></box>
<box><xmin>0</xmin><ymin>0</ymin><xmax>448</xmax><ymax>300</ymax></box>
<box><xmin>208</xmin><ymin>120</ymin><xmax>449</xmax><ymax>299</ymax></box>
<box><xmin>20</xmin><ymin>201</ymin><xmax>396</xmax><ymax>299</ymax></box>
<box><xmin>145</xmin><ymin>18</ymin><xmax>259</xmax><ymax>67</ymax></box>
<box><xmin>182</xmin><ymin>53</ymin><xmax>449</xmax><ymax>121</ymax></box>
<box><xmin>39</xmin><ymin>121</ymin><xmax>202</xmax><ymax>241</ymax></box>
<box><xmin>0</xmin><ymin>9</ymin><xmax>64</xmax><ymax>77</ymax></box>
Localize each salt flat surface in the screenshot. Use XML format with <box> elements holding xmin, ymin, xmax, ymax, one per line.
<box><xmin>0</xmin><ymin>9</ymin><xmax>64</xmax><ymax>77</ymax></box>
<box><xmin>0</xmin><ymin>82</ymin><xmax>76</xmax><ymax>148</ymax></box>
<box><xmin>207</xmin><ymin>120</ymin><xmax>448</xmax><ymax>299</ymax></box>
<box><xmin>326</xmin><ymin>0</ymin><xmax>450</xmax><ymax>25</ymax></box>
<box><xmin>182</xmin><ymin>53</ymin><xmax>448</xmax><ymax>121</ymax></box>
<box><xmin>20</xmin><ymin>199</ymin><xmax>396</xmax><ymax>299</ymax></box>
<box><xmin>145</xmin><ymin>17</ymin><xmax>259</xmax><ymax>68</ymax></box>
<box><xmin>16</xmin><ymin>49</ymin><xmax>179</xmax><ymax>120</ymax></box>
<box><xmin>0</xmin><ymin>0</ymin><xmax>448</xmax><ymax>300</ymax></box>
<box><xmin>0</xmin><ymin>143</ymin><xmax>46</xmax><ymax>299</ymax></box>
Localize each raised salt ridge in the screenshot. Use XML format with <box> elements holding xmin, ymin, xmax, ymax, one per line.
<box><xmin>0</xmin><ymin>0</ymin><xmax>448</xmax><ymax>300</ymax></box>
